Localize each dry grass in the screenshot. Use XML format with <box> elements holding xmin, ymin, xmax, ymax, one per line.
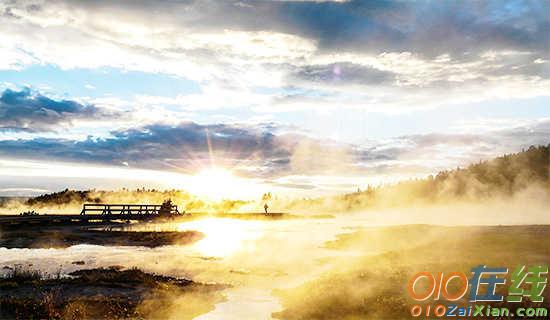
<box><xmin>0</xmin><ymin>266</ymin><xmax>226</xmax><ymax>320</ymax></box>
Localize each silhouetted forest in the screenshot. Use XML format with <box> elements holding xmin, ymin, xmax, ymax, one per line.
<box><xmin>373</xmin><ymin>144</ymin><xmax>548</xmax><ymax>200</ymax></box>
<box><xmin>24</xmin><ymin>188</ymin><xmax>250</xmax><ymax>213</ymax></box>
<box><xmin>26</xmin><ymin>189</ymin><xmax>101</xmax><ymax>206</ymax></box>
<box><xmin>282</xmin><ymin>145</ymin><xmax>550</xmax><ymax>212</ymax></box>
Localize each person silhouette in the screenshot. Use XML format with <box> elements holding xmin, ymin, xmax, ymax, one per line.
<box><xmin>264</xmin><ymin>203</ymin><xmax>269</xmax><ymax>214</ymax></box>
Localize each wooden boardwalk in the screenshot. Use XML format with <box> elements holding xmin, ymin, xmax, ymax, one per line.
<box><xmin>0</xmin><ymin>203</ymin><xmax>182</xmax><ymax>227</ymax></box>
<box><xmin>80</xmin><ymin>203</ymin><xmax>180</xmax><ymax>216</ymax></box>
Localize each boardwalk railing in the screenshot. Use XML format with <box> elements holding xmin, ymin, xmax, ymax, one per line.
<box><xmin>80</xmin><ymin>203</ymin><xmax>180</xmax><ymax>216</ymax></box>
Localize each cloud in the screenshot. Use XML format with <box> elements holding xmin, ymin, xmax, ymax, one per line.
<box><xmin>358</xmin><ymin>119</ymin><xmax>550</xmax><ymax>175</ymax></box>
<box><xmin>0</xmin><ymin>0</ymin><xmax>548</xmax><ymax>113</ymax></box>
<box><xmin>0</xmin><ymin>88</ymin><xmax>114</xmax><ymax>132</ymax></box>
<box><xmin>0</xmin><ymin>122</ymin><xmax>292</xmax><ymax>176</ymax></box>
<box><xmin>0</xmin><ymin>187</ymin><xmax>49</xmax><ymax>197</ymax></box>
<box><xmin>288</xmin><ymin>62</ymin><xmax>395</xmax><ymax>86</ymax></box>
<box><xmin>0</xmin><ymin>119</ymin><xmax>548</xmax><ymax>188</ymax></box>
<box><xmin>274</xmin><ymin>1</ymin><xmax>549</xmax><ymax>60</ymax></box>
<box><xmin>0</xmin><ymin>1</ymin><xmax>548</xmax><ymax>195</ymax></box>
<box><xmin>3</xmin><ymin>0</ymin><xmax>547</xmax><ymax>61</ymax></box>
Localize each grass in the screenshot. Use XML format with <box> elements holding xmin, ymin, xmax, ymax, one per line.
<box><xmin>0</xmin><ymin>266</ymin><xmax>227</xmax><ymax>320</ymax></box>
<box><xmin>4</xmin><ymin>264</ymin><xmax>44</xmax><ymax>281</ymax></box>
<box><xmin>68</xmin><ymin>266</ymin><xmax>193</xmax><ymax>288</ymax></box>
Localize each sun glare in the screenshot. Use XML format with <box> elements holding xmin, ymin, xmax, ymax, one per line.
<box><xmin>177</xmin><ymin>218</ymin><xmax>265</xmax><ymax>257</ymax></box>
<box><xmin>189</xmin><ymin>167</ymin><xmax>251</xmax><ymax>200</ymax></box>
<box><xmin>196</xmin><ymin>168</ymin><xmax>234</xmax><ymax>185</ymax></box>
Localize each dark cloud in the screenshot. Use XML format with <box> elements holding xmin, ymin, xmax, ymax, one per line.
<box><xmin>273</xmin><ymin>0</ymin><xmax>549</xmax><ymax>59</ymax></box>
<box><xmin>0</xmin><ymin>88</ymin><xmax>111</xmax><ymax>132</ymax></box>
<box><xmin>15</xmin><ymin>0</ymin><xmax>547</xmax><ymax>59</ymax></box>
<box><xmin>0</xmin><ymin>122</ymin><xmax>293</xmax><ymax>175</ymax></box>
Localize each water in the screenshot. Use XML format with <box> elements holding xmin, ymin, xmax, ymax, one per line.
<box><xmin>0</xmin><ymin>216</ymin><xmax>363</xmax><ymax>319</ymax></box>
<box><xmin>3</xmin><ymin>205</ymin><xmax>536</xmax><ymax>319</ymax></box>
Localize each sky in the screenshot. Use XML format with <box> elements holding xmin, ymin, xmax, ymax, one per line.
<box><xmin>0</xmin><ymin>0</ymin><xmax>549</xmax><ymax>198</ymax></box>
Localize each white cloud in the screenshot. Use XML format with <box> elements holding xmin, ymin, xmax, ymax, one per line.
<box><xmin>1</xmin><ymin>0</ymin><xmax>548</xmax><ymax>115</ymax></box>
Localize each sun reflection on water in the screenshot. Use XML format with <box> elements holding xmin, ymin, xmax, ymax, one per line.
<box><xmin>177</xmin><ymin>218</ymin><xmax>266</xmax><ymax>258</ymax></box>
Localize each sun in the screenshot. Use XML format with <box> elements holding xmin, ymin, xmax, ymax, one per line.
<box><xmin>196</xmin><ymin>168</ymin><xmax>234</xmax><ymax>185</ymax></box>
<box><xmin>171</xmin><ymin>166</ymin><xmax>269</xmax><ymax>200</ymax></box>
<box><xmin>189</xmin><ymin>167</ymin><xmax>248</xmax><ymax>199</ymax></box>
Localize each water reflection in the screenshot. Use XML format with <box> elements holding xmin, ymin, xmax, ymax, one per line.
<box><xmin>177</xmin><ymin>218</ymin><xmax>265</xmax><ymax>257</ymax></box>
<box><xmin>0</xmin><ymin>215</ymin><xmax>356</xmax><ymax>319</ymax></box>
<box><xmin>120</xmin><ymin>217</ymin><xmax>267</xmax><ymax>258</ymax></box>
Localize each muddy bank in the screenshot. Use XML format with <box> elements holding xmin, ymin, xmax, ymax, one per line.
<box><xmin>0</xmin><ymin>266</ymin><xmax>227</xmax><ymax>319</ymax></box>
<box><xmin>0</xmin><ymin>224</ymin><xmax>204</xmax><ymax>248</ymax></box>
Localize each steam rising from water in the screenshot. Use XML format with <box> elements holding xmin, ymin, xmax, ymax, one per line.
<box><xmin>1</xmin><ymin>190</ymin><xmax>549</xmax><ymax>318</ymax></box>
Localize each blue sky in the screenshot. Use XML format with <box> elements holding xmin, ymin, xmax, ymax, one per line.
<box><xmin>0</xmin><ymin>0</ymin><xmax>549</xmax><ymax>197</ymax></box>
<box><xmin>1</xmin><ymin>65</ymin><xmax>201</xmax><ymax>99</ymax></box>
